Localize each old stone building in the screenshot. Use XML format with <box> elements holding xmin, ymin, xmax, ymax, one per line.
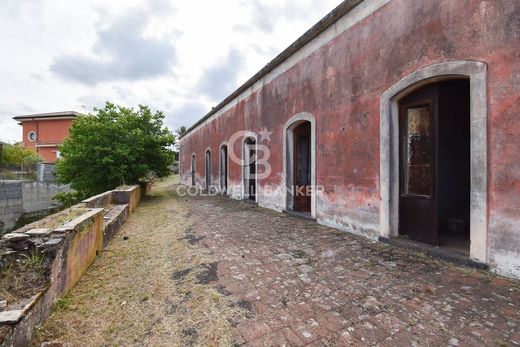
<box><xmin>179</xmin><ymin>0</ymin><xmax>520</xmax><ymax>278</ymax></box>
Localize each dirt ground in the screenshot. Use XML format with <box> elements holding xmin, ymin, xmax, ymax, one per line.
<box><xmin>34</xmin><ymin>176</ymin><xmax>520</xmax><ymax>346</ymax></box>
<box><xmin>34</xmin><ymin>176</ymin><xmax>246</xmax><ymax>346</ymax></box>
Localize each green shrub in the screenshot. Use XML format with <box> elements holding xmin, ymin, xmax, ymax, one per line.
<box><xmin>53</xmin><ymin>191</ymin><xmax>84</xmax><ymax>208</ymax></box>
<box><xmin>56</xmin><ymin>102</ymin><xmax>175</xmax><ymax>198</ymax></box>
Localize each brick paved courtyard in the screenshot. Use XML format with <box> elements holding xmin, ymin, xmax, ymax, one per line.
<box><xmin>184</xmin><ymin>190</ymin><xmax>520</xmax><ymax>346</ymax></box>
<box><xmin>37</xmin><ymin>179</ymin><xmax>520</xmax><ymax>346</ymax></box>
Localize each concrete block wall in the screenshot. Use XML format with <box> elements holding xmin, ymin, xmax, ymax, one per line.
<box><xmin>36</xmin><ymin>163</ymin><xmax>56</xmax><ymax>183</ymax></box>
<box><xmin>21</xmin><ymin>182</ymin><xmax>70</xmax><ymax>214</ymax></box>
<box><xmin>0</xmin><ymin>181</ymin><xmax>23</xmax><ymax>232</ymax></box>
<box><xmin>0</xmin><ymin>181</ymin><xmax>70</xmax><ymax>232</ymax></box>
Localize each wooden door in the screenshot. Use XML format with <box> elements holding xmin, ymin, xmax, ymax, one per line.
<box><xmin>191</xmin><ymin>156</ymin><xmax>195</xmax><ymax>186</ymax></box>
<box><xmin>221</xmin><ymin>146</ymin><xmax>228</xmax><ymax>192</ymax></box>
<box><xmin>205</xmin><ymin>151</ymin><xmax>211</xmax><ymax>190</ymax></box>
<box><xmin>293</xmin><ymin>122</ymin><xmax>311</xmax><ymax>212</ymax></box>
<box><xmin>399</xmin><ymin>85</ymin><xmax>438</xmax><ymax>244</ymax></box>
<box><xmin>248</xmin><ymin>142</ymin><xmax>256</xmax><ymax>200</ymax></box>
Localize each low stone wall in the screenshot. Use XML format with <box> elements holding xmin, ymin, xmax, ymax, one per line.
<box><xmin>0</xmin><ymin>185</ymin><xmax>144</xmax><ymax>346</ymax></box>
<box><xmin>112</xmin><ymin>186</ymin><xmax>141</xmax><ymax>213</ymax></box>
<box><xmin>139</xmin><ymin>181</ymin><xmax>153</xmax><ymax>199</ymax></box>
<box><xmin>55</xmin><ymin>209</ymin><xmax>105</xmax><ymax>294</ymax></box>
<box><xmin>102</xmin><ymin>204</ymin><xmax>129</xmax><ymax>247</ymax></box>
<box><xmin>82</xmin><ymin>191</ymin><xmax>113</xmax><ymax>209</ymax></box>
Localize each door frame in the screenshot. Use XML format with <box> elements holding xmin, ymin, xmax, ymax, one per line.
<box><xmin>283</xmin><ymin>112</ymin><xmax>317</xmax><ymax>219</ymax></box>
<box><xmin>219</xmin><ymin>142</ymin><xmax>229</xmax><ymax>195</ymax></box>
<box><xmin>191</xmin><ymin>153</ymin><xmax>196</xmax><ymax>186</ymax></box>
<box><xmin>380</xmin><ymin>61</ymin><xmax>487</xmax><ymax>262</ymax></box>
<box><xmin>205</xmin><ymin>148</ymin><xmax>212</xmax><ymax>191</ymax></box>
<box><xmin>242</xmin><ymin>133</ymin><xmax>258</xmax><ymax>201</ymax></box>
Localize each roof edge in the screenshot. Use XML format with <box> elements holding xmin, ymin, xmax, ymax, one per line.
<box><xmin>180</xmin><ymin>0</ymin><xmax>364</xmax><ymax>139</ymax></box>
<box><xmin>13</xmin><ymin>111</ymin><xmax>85</xmax><ymax>121</ymax></box>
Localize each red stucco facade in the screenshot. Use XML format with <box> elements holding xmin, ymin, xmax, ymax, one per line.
<box><xmin>14</xmin><ymin>112</ymin><xmax>80</xmax><ymax>163</ymax></box>
<box><xmin>179</xmin><ymin>0</ymin><xmax>520</xmax><ymax>277</ymax></box>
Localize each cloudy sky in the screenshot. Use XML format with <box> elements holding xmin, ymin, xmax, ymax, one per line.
<box><xmin>0</xmin><ymin>0</ymin><xmax>341</xmax><ymax>143</ymax></box>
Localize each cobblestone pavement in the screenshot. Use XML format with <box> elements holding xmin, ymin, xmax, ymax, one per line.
<box><xmin>37</xmin><ymin>180</ymin><xmax>519</xmax><ymax>346</ymax></box>
<box><xmin>184</xmin><ymin>191</ymin><xmax>520</xmax><ymax>346</ymax></box>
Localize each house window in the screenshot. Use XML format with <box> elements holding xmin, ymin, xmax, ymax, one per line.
<box><xmin>28</xmin><ymin>131</ymin><xmax>37</xmax><ymax>142</ymax></box>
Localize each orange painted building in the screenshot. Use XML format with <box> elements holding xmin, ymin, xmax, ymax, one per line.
<box><xmin>13</xmin><ymin>111</ymin><xmax>82</xmax><ymax>163</ymax></box>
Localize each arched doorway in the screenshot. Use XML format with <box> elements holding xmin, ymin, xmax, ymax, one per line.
<box><xmin>291</xmin><ymin>121</ymin><xmax>311</xmax><ymax>212</ymax></box>
<box><xmin>243</xmin><ymin>137</ymin><xmax>257</xmax><ymax>201</ymax></box>
<box><xmin>284</xmin><ymin>113</ymin><xmax>316</xmax><ymax>218</ymax></box>
<box><xmin>191</xmin><ymin>154</ymin><xmax>196</xmax><ymax>186</ymax></box>
<box><xmin>220</xmin><ymin>144</ymin><xmax>228</xmax><ymax>194</ymax></box>
<box><xmin>205</xmin><ymin>149</ymin><xmax>211</xmax><ymax>191</ymax></box>
<box><xmin>398</xmin><ymin>79</ymin><xmax>470</xmax><ymax>254</ymax></box>
<box><xmin>380</xmin><ymin>61</ymin><xmax>488</xmax><ymax>262</ymax></box>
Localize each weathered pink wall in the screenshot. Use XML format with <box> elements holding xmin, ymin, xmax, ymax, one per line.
<box><xmin>180</xmin><ymin>0</ymin><xmax>520</xmax><ymax>276</ymax></box>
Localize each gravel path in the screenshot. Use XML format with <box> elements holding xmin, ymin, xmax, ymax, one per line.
<box><xmin>35</xmin><ymin>177</ymin><xmax>520</xmax><ymax>346</ymax></box>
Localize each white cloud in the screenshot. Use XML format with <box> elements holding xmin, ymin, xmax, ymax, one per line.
<box><xmin>197</xmin><ymin>49</ymin><xmax>244</xmax><ymax>102</ymax></box>
<box><xmin>0</xmin><ymin>0</ymin><xmax>342</xmax><ymax>142</ymax></box>
<box><xmin>51</xmin><ymin>5</ymin><xmax>177</xmax><ymax>85</ymax></box>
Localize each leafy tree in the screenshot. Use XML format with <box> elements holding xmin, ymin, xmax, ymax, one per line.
<box><xmin>1</xmin><ymin>144</ymin><xmax>41</xmax><ymax>166</ymax></box>
<box><xmin>56</xmin><ymin>102</ymin><xmax>175</xmax><ymax>198</ymax></box>
<box><xmin>174</xmin><ymin>126</ymin><xmax>187</xmax><ymax>137</ymax></box>
<box><xmin>173</xmin><ymin>126</ymin><xmax>187</xmax><ymax>153</ymax></box>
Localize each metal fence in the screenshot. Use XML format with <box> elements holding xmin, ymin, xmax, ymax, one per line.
<box><xmin>0</xmin><ymin>163</ymin><xmax>38</xmax><ymax>181</ymax></box>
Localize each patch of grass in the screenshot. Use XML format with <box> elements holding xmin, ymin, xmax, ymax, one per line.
<box><xmin>0</xmin><ymin>251</ymin><xmax>50</xmax><ymax>302</ymax></box>
<box><xmin>415</xmin><ymin>251</ymin><xmax>429</xmax><ymax>260</ymax></box>
<box><xmin>21</xmin><ymin>250</ymin><xmax>45</xmax><ymax>270</ymax></box>
<box><xmin>509</xmin><ymin>282</ymin><xmax>520</xmax><ymax>293</ymax></box>
<box><xmin>11</xmin><ymin>209</ymin><xmax>59</xmax><ymax>232</ymax></box>
<box><xmin>458</xmin><ymin>268</ymin><xmax>474</xmax><ymax>277</ymax></box>
<box><xmin>32</xmin><ymin>208</ymin><xmax>88</xmax><ymax>230</ymax></box>
<box><xmin>495</xmin><ymin>338</ymin><xmax>508</xmax><ymax>347</ymax></box>
<box><xmin>293</xmin><ymin>250</ymin><xmax>306</xmax><ymax>258</ymax></box>
<box><xmin>479</xmin><ymin>270</ymin><xmax>495</xmax><ymax>283</ymax></box>
<box><xmin>53</xmin><ymin>297</ymin><xmax>71</xmax><ymax>311</ymax></box>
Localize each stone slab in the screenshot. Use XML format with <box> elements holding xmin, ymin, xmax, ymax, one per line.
<box><xmin>2</xmin><ymin>233</ymin><xmax>30</xmax><ymax>242</ymax></box>
<box><xmin>25</xmin><ymin>228</ymin><xmax>52</xmax><ymax>237</ymax></box>
<box><xmin>0</xmin><ymin>310</ymin><xmax>23</xmax><ymax>325</ymax></box>
<box><xmin>41</xmin><ymin>238</ymin><xmax>63</xmax><ymax>251</ymax></box>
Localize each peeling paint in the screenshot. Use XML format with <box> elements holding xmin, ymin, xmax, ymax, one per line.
<box><xmin>179</xmin><ymin>0</ymin><xmax>520</xmax><ymax>278</ymax></box>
